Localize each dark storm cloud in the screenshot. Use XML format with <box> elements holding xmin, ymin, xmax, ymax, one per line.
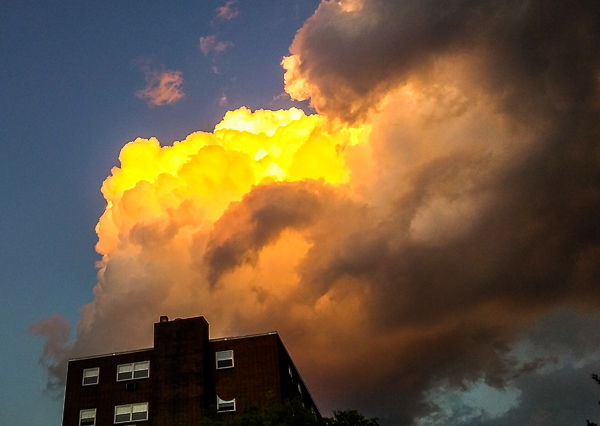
<box><xmin>283</xmin><ymin>0</ymin><xmax>600</xmax><ymax>423</ymax></box>
<box><xmin>286</xmin><ymin>0</ymin><xmax>600</xmax><ymax>124</ymax></box>
<box><xmin>460</xmin><ymin>356</ymin><xmax>600</xmax><ymax>426</ymax></box>
<box><xmin>31</xmin><ymin>1</ymin><xmax>600</xmax><ymax>424</ymax></box>
<box><xmin>204</xmin><ymin>181</ymin><xmax>329</xmax><ymax>285</ymax></box>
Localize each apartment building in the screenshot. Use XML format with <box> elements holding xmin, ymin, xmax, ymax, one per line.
<box><xmin>62</xmin><ymin>315</ymin><xmax>319</xmax><ymax>426</ymax></box>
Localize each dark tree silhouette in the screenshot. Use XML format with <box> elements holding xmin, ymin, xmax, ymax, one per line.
<box><xmin>323</xmin><ymin>410</ymin><xmax>379</xmax><ymax>426</ymax></box>
<box><xmin>586</xmin><ymin>374</ymin><xmax>600</xmax><ymax>426</ymax></box>
<box><xmin>201</xmin><ymin>399</ymin><xmax>379</xmax><ymax>426</ymax></box>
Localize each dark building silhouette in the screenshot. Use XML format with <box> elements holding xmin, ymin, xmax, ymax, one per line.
<box><xmin>62</xmin><ymin>316</ymin><xmax>319</xmax><ymax>426</ymax></box>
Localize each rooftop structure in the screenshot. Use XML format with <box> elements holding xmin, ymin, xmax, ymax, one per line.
<box><xmin>62</xmin><ymin>316</ymin><xmax>319</xmax><ymax>426</ymax></box>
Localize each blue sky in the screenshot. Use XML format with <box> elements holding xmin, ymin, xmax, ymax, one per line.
<box><xmin>1</xmin><ymin>1</ymin><xmax>319</xmax><ymax>424</ymax></box>
<box><xmin>3</xmin><ymin>1</ymin><xmax>600</xmax><ymax>426</ymax></box>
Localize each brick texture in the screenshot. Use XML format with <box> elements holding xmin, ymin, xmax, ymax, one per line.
<box><xmin>62</xmin><ymin>316</ymin><xmax>319</xmax><ymax>426</ymax></box>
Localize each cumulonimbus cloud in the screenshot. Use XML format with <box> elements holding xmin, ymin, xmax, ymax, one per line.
<box><xmin>136</xmin><ymin>69</ymin><xmax>184</xmax><ymax>106</ymax></box>
<box><xmin>33</xmin><ymin>1</ymin><xmax>600</xmax><ymax>425</ymax></box>
<box><xmin>283</xmin><ymin>0</ymin><xmax>600</xmax><ymax>125</ymax></box>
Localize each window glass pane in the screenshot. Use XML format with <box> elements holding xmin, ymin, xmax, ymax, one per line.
<box><xmin>80</xmin><ymin>409</ymin><xmax>96</xmax><ymax>426</ymax></box>
<box><xmin>216</xmin><ymin>350</ymin><xmax>234</xmax><ymax>369</ymax></box>
<box><xmin>132</xmin><ymin>403</ymin><xmax>148</xmax><ymax>413</ymax></box>
<box><xmin>216</xmin><ymin>350</ymin><xmax>233</xmax><ymax>361</ymax></box>
<box><xmin>118</xmin><ymin>364</ymin><xmax>133</xmax><ymax>373</ymax></box>
<box><xmin>132</xmin><ymin>412</ymin><xmax>148</xmax><ymax>421</ymax></box>
<box><xmin>217</xmin><ymin>359</ymin><xmax>233</xmax><ymax>368</ymax></box>
<box><xmin>116</xmin><ymin>406</ymin><xmax>131</xmax><ymax>415</ymax></box>
<box><xmin>217</xmin><ymin>396</ymin><xmax>236</xmax><ymax>412</ymax></box>
<box><xmin>115</xmin><ymin>413</ymin><xmax>130</xmax><ymax>423</ymax></box>
<box><xmin>115</xmin><ymin>404</ymin><xmax>131</xmax><ymax>423</ymax></box>
<box><xmin>83</xmin><ymin>368</ymin><xmax>99</xmax><ymax>385</ymax></box>
<box><xmin>117</xmin><ymin>364</ymin><xmax>133</xmax><ymax>381</ymax></box>
<box><xmin>134</xmin><ymin>361</ymin><xmax>149</xmax><ymax>371</ymax></box>
<box><xmin>133</xmin><ymin>362</ymin><xmax>149</xmax><ymax>378</ymax></box>
<box><xmin>81</xmin><ymin>409</ymin><xmax>95</xmax><ymax>419</ymax></box>
<box><xmin>83</xmin><ymin>368</ymin><xmax>99</xmax><ymax>378</ymax></box>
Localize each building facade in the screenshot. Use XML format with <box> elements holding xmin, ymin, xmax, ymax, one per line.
<box><xmin>62</xmin><ymin>316</ymin><xmax>319</xmax><ymax>426</ymax></box>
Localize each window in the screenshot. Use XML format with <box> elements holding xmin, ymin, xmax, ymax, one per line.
<box><xmin>117</xmin><ymin>361</ymin><xmax>149</xmax><ymax>381</ymax></box>
<box><xmin>133</xmin><ymin>361</ymin><xmax>150</xmax><ymax>379</ymax></box>
<box><xmin>298</xmin><ymin>384</ymin><xmax>302</xmax><ymax>398</ymax></box>
<box><xmin>82</xmin><ymin>368</ymin><xmax>99</xmax><ymax>386</ymax></box>
<box><xmin>217</xmin><ymin>395</ymin><xmax>236</xmax><ymax>412</ymax></box>
<box><xmin>114</xmin><ymin>402</ymin><xmax>148</xmax><ymax>423</ymax></box>
<box><xmin>216</xmin><ymin>350</ymin><xmax>234</xmax><ymax>369</ymax></box>
<box><xmin>288</xmin><ymin>365</ymin><xmax>293</xmax><ymax>380</ymax></box>
<box><xmin>80</xmin><ymin>409</ymin><xmax>96</xmax><ymax>426</ymax></box>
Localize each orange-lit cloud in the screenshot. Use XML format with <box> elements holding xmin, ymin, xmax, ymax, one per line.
<box><xmin>136</xmin><ymin>69</ymin><xmax>184</xmax><ymax>106</ymax></box>
<box><xmin>200</xmin><ymin>35</ymin><xmax>233</xmax><ymax>56</ymax></box>
<box><xmin>33</xmin><ymin>1</ymin><xmax>600</xmax><ymax>424</ymax></box>
<box><xmin>216</xmin><ymin>1</ymin><xmax>239</xmax><ymax>20</ymax></box>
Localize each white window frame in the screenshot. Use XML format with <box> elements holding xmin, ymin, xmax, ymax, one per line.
<box><xmin>82</xmin><ymin>367</ymin><xmax>99</xmax><ymax>386</ymax></box>
<box><xmin>215</xmin><ymin>350</ymin><xmax>234</xmax><ymax>369</ymax></box>
<box><xmin>217</xmin><ymin>395</ymin><xmax>236</xmax><ymax>412</ymax></box>
<box><xmin>114</xmin><ymin>402</ymin><xmax>148</xmax><ymax>423</ymax></box>
<box><xmin>116</xmin><ymin>361</ymin><xmax>150</xmax><ymax>381</ymax></box>
<box><xmin>80</xmin><ymin>408</ymin><xmax>96</xmax><ymax>426</ymax></box>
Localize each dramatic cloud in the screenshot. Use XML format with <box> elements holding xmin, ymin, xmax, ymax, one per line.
<box><xmin>136</xmin><ymin>69</ymin><xmax>184</xmax><ymax>106</ymax></box>
<box><xmin>34</xmin><ymin>0</ymin><xmax>600</xmax><ymax>425</ymax></box>
<box><xmin>200</xmin><ymin>35</ymin><xmax>233</xmax><ymax>56</ymax></box>
<box><xmin>27</xmin><ymin>314</ymin><xmax>71</xmax><ymax>392</ymax></box>
<box><xmin>216</xmin><ymin>1</ymin><xmax>239</xmax><ymax>20</ymax></box>
<box><xmin>284</xmin><ymin>0</ymin><xmax>600</xmax><ymax>124</ymax></box>
<box><xmin>32</xmin><ymin>106</ymin><xmax>365</xmax><ymax>391</ymax></box>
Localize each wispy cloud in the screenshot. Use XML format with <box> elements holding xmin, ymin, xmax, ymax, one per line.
<box><xmin>199</xmin><ymin>35</ymin><xmax>233</xmax><ymax>56</ymax></box>
<box><xmin>216</xmin><ymin>1</ymin><xmax>239</xmax><ymax>20</ymax></box>
<box><xmin>136</xmin><ymin>69</ymin><xmax>184</xmax><ymax>106</ymax></box>
<box><xmin>218</xmin><ymin>93</ymin><xmax>228</xmax><ymax>107</ymax></box>
<box><xmin>33</xmin><ymin>1</ymin><xmax>600</xmax><ymax>425</ymax></box>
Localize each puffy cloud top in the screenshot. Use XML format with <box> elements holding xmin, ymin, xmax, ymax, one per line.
<box><xmin>33</xmin><ymin>1</ymin><xmax>600</xmax><ymax>425</ymax></box>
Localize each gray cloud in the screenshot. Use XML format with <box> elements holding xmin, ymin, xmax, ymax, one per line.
<box><xmin>27</xmin><ymin>314</ymin><xmax>71</xmax><ymax>392</ymax></box>
<box><xmin>32</xmin><ymin>1</ymin><xmax>600</xmax><ymax>424</ymax></box>
<box><xmin>204</xmin><ymin>181</ymin><xmax>330</xmax><ymax>285</ymax></box>
<box><xmin>285</xmin><ymin>0</ymin><xmax>600</xmax><ymax>124</ymax></box>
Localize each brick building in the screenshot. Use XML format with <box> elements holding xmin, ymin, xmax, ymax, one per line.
<box><xmin>62</xmin><ymin>316</ymin><xmax>320</xmax><ymax>426</ymax></box>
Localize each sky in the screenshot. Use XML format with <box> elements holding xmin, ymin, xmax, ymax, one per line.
<box><xmin>2</xmin><ymin>1</ymin><xmax>600</xmax><ymax>425</ymax></box>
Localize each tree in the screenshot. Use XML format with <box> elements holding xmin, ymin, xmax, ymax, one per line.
<box><xmin>201</xmin><ymin>399</ymin><xmax>379</xmax><ymax>426</ymax></box>
<box><xmin>323</xmin><ymin>410</ymin><xmax>379</xmax><ymax>426</ymax></box>
<box><xmin>586</xmin><ymin>374</ymin><xmax>600</xmax><ymax>426</ymax></box>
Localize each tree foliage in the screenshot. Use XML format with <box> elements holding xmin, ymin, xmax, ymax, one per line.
<box><xmin>202</xmin><ymin>399</ymin><xmax>379</xmax><ymax>426</ymax></box>
<box><xmin>587</xmin><ymin>374</ymin><xmax>600</xmax><ymax>426</ymax></box>
<box><xmin>322</xmin><ymin>410</ymin><xmax>379</xmax><ymax>426</ymax></box>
